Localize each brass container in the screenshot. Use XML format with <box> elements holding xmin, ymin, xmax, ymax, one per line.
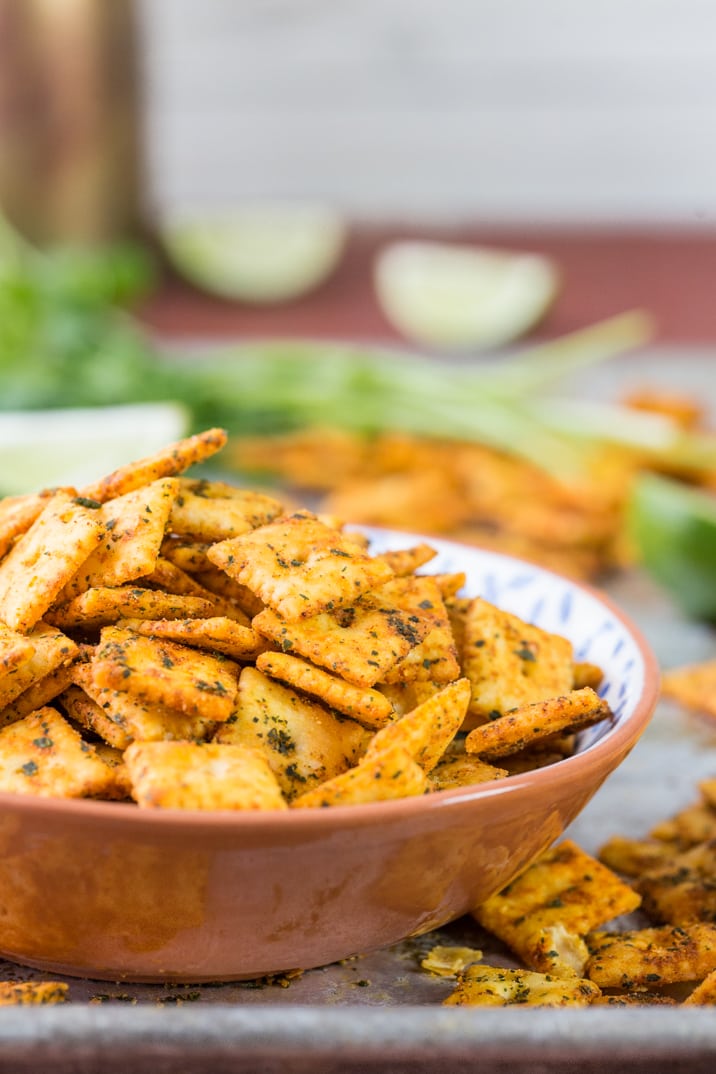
<box><xmin>0</xmin><ymin>0</ymin><xmax>144</xmax><ymax>244</ymax></box>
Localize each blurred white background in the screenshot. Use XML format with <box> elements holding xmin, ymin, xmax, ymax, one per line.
<box><xmin>138</xmin><ymin>0</ymin><xmax>716</xmax><ymax>225</ymax></box>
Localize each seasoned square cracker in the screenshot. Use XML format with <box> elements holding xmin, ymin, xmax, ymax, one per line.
<box><xmin>253</xmin><ymin>575</ymin><xmax>445</xmax><ymax>687</ymax></box>
<box><xmin>380</xmin><ymin>625</ymin><xmax>460</xmax><ymax>685</ymax></box>
<box><xmin>586</xmin><ymin>923</ymin><xmax>716</xmax><ymax>989</ymax></box>
<box><xmin>323</xmin><ymin>468</ymin><xmax>471</xmax><ymax>535</ymax></box>
<box><xmin>700</xmin><ymin>778</ymin><xmax>716</xmax><ymax>809</ymax></box>
<box><xmin>169</xmin><ymin>478</ymin><xmax>284</xmax><ymax>541</ymax></box>
<box><xmin>473</xmin><ymin>840</ymin><xmax>642</xmax><ymax>978</ymax></box>
<box><xmin>650</xmin><ymin>801</ymin><xmax>716</xmax><ymax>848</ymax></box>
<box><xmin>291</xmin><ymin>742</ymin><xmax>428</xmax><ymax>809</ymax></box>
<box><xmin>255</xmin><ymin>651</ymin><xmax>395</xmax><ymax>729</ymax></box>
<box><xmin>124</xmin><ymin>740</ymin><xmax>287</xmax><ymax>810</ymax></box>
<box><xmin>461</xmin><ymin>597</ymin><xmax>574</xmax><ymax>721</ymax></box>
<box><xmin>215</xmin><ymin>666</ymin><xmax>368</xmax><ymax>800</ymax></box>
<box><xmin>92</xmin><ymin>742</ymin><xmax>133</xmax><ymax>800</ymax></box>
<box><xmin>598</xmin><ymin>835</ymin><xmax>679</xmax><ymax>878</ymax></box>
<box><xmin>160</xmin><ymin>537</ymin><xmax>214</xmax><ymax>573</ymax></box>
<box><xmin>138</xmin><ymin>556</ymin><xmax>210</xmax><ymax>595</ymax></box>
<box><xmin>0</xmin><ymin>621</ymin><xmax>35</xmax><ymax>675</ymax></box>
<box><xmin>49</xmin><ymin>587</ymin><xmax>216</xmax><ymax>631</ymax></box>
<box><xmin>0</xmin><ymin>623</ymin><xmax>78</xmax><ymax>716</ymax></box>
<box><xmin>67</xmin><ymin>665</ymin><xmax>216</xmax><ymax>748</ymax></box>
<box><xmin>364</xmin><ymin>678</ymin><xmax>470</xmax><ymax>773</ymax></box>
<box><xmin>92</xmin><ymin>625</ymin><xmax>239</xmax><ymax>721</ymax></box>
<box><xmin>430</xmin><ymin>753</ymin><xmax>507</xmax><ymax>792</ymax></box>
<box><xmin>443</xmin><ymin>965</ymin><xmax>600</xmax><ymax>1007</ymax></box>
<box><xmin>0</xmin><ymin>981</ymin><xmax>68</xmax><ymax>1006</ymax></box>
<box><xmin>572</xmin><ymin>661</ymin><xmax>604</xmax><ymax>691</ymax></box>
<box><xmin>684</xmin><ymin>968</ymin><xmax>716</xmax><ymax>1005</ymax></box>
<box><xmin>0</xmin><ymin>488</ymin><xmax>58</xmax><ymax>560</ymax></box>
<box><xmin>122</xmin><ymin>616</ymin><xmax>265</xmax><ymax>662</ymax></box>
<box><xmin>465</xmin><ymin>687</ymin><xmax>611</xmax><ymax>760</ymax></box>
<box><xmin>208</xmin><ymin>510</ymin><xmax>393</xmax><ymax>621</ymax></box>
<box><xmin>59</xmin><ymin>478</ymin><xmax>179</xmax><ymax>600</ymax></box>
<box><xmin>79</xmin><ymin>427</ymin><xmax>227</xmax><ymax>504</ymax></box>
<box><xmin>194</xmin><ymin>568</ymin><xmax>265</xmax><ymax>618</ymax></box>
<box><xmin>140</xmin><ymin>559</ymin><xmax>253</xmax><ymax>626</ymax></box>
<box><xmin>0</xmin><ymin>661</ymin><xmax>77</xmax><ymax>727</ymax></box>
<box><xmin>635</xmin><ymin>839</ymin><xmax>716</xmax><ymax>925</ymax></box>
<box><xmin>661</xmin><ymin>659</ymin><xmax>716</xmax><ymax>719</ymax></box>
<box><xmin>498</xmin><ymin>747</ymin><xmax>567</xmax><ymax>775</ymax></box>
<box><xmin>0</xmin><ymin>706</ymin><xmax>122</xmax><ymax>799</ymax></box>
<box><xmin>377</xmin><ymin>577</ymin><xmax>458</xmax><ymax>685</ymax></box>
<box><xmin>0</xmin><ymin>491</ymin><xmax>105</xmax><ymax>632</ymax></box>
<box><xmin>592</xmin><ymin>992</ymin><xmax>677</xmax><ymax>1006</ymax></box>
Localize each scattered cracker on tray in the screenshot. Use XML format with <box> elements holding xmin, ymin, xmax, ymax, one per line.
<box><xmin>0</xmin><ymin>981</ymin><xmax>68</xmax><ymax>1006</ymax></box>
<box><xmin>661</xmin><ymin>660</ymin><xmax>716</xmax><ymax>721</ymax></box>
<box><xmin>440</xmin><ymin>769</ymin><xmax>716</xmax><ymax>1007</ymax></box>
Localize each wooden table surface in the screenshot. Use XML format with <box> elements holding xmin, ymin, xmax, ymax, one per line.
<box><xmin>141</xmin><ymin>226</ymin><xmax>716</xmax><ymax>346</ymax></box>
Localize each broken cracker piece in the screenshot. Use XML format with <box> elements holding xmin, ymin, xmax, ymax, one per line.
<box><xmin>421</xmin><ymin>945</ymin><xmax>483</xmax><ymax>977</ymax></box>
<box><xmin>374</xmin><ymin>543</ymin><xmax>437</xmax><ymax>577</ymax></box>
<box><xmin>443</xmin><ymin>965</ymin><xmax>600</xmax><ymax>1007</ymax></box>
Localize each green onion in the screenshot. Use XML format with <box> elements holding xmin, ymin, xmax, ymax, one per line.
<box><xmin>4</xmin><ymin>212</ymin><xmax>711</xmax><ymax>483</ymax></box>
<box><xmin>628</xmin><ymin>474</ymin><xmax>716</xmax><ymax>621</ymax></box>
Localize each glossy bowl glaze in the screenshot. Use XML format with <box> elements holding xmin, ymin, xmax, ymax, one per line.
<box><xmin>0</xmin><ymin>532</ymin><xmax>659</xmax><ymax>982</ymax></box>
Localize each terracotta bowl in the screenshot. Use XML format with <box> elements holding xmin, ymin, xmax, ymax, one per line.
<box><xmin>0</xmin><ymin>532</ymin><xmax>659</xmax><ymax>983</ymax></box>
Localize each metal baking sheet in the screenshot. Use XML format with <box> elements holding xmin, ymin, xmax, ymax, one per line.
<box><xmin>0</xmin><ymin>348</ymin><xmax>715</xmax><ymax>1072</ymax></box>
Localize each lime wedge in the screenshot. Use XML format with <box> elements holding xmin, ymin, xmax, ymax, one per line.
<box><xmin>160</xmin><ymin>203</ymin><xmax>346</xmax><ymax>304</ymax></box>
<box><xmin>628</xmin><ymin>473</ymin><xmax>716</xmax><ymax>621</ymax></box>
<box><xmin>0</xmin><ymin>403</ymin><xmax>190</xmax><ymax>495</ymax></box>
<box><xmin>374</xmin><ymin>241</ymin><xmax>559</xmax><ymax>351</ymax></box>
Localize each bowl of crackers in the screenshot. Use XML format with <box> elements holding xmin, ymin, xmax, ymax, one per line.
<box><xmin>0</xmin><ymin>428</ymin><xmax>658</xmax><ymax>982</ymax></box>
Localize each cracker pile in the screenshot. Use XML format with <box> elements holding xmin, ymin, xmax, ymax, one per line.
<box><xmin>0</xmin><ymin>429</ymin><xmax>611</xmax><ymax>810</ymax></box>
<box><xmin>230</xmin><ymin>428</ymin><xmax>631</xmax><ymax>581</ymax></box>
<box><xmin>440</xmin><ymin>779</ymin><xmax>716</xmax><ymax>1007</ymax></box>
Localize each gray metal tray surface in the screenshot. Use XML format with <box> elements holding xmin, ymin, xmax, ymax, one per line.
<box><xmin>0</xmin><ymin>349</ymin><xmax>715</xmax><ymax>1072</ymax></box>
